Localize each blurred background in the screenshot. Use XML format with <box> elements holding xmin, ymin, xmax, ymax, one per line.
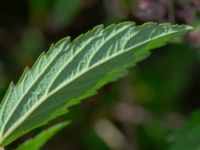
<box><xmin>0</xmin><ymin>0</ymin><xmax>200</xmax><ymax>150</ymax></box>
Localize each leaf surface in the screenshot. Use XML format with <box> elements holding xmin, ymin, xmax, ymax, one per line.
<box><xmin>0</xmin><ymin>22</ymin><xmax>192</xmax><ymax>146</ymax></box>
<box><xmin>15</xmin><ymin>121</ymin><xmax>69</xmax><ymax>150</ymax></box>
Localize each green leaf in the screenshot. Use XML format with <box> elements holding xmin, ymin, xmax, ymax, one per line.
<box><xmin>169</xmin><ymin>110</ymin><xmax>200</xmax><ymax>150</ymax></box>
<box><xmin>0</xmin><ymin>22</ymin><xmax>192</xmax><ymax>146</ymax></box>
<box><xmin>15</xmin><ymin>121</ymin><xmax>70</xmax><ymax>150</ymax></box>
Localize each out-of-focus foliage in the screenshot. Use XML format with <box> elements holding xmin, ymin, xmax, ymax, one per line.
<box><xmin>28</xmin><ymin>0</ymin><xmax>82</xmax><ymax>28</ymax></box>
<box><xmin>133</xmin><ymin>43</ymin><xmax>197</xmax><ymax>113</ymax></box>
<box><xmin>169</xmin><ymin>110</ymin><xmax>200</xmax><ymax>150</ymax></box>
<box><xmin>0</xmin><ymin>0</ymin><xmax>200</xmax><ymax>150</ymax></box>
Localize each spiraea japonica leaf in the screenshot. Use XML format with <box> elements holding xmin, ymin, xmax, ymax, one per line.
<box><xmin>0</xmin><ymin>22</ymin><xmax>192</xmax><ymax>146</ymax></box>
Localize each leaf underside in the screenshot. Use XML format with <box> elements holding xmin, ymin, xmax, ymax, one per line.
<box><xmin>0</xmin><ymin>22</ymin><xmax>192</xmax><ymax>146</ymax></box>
